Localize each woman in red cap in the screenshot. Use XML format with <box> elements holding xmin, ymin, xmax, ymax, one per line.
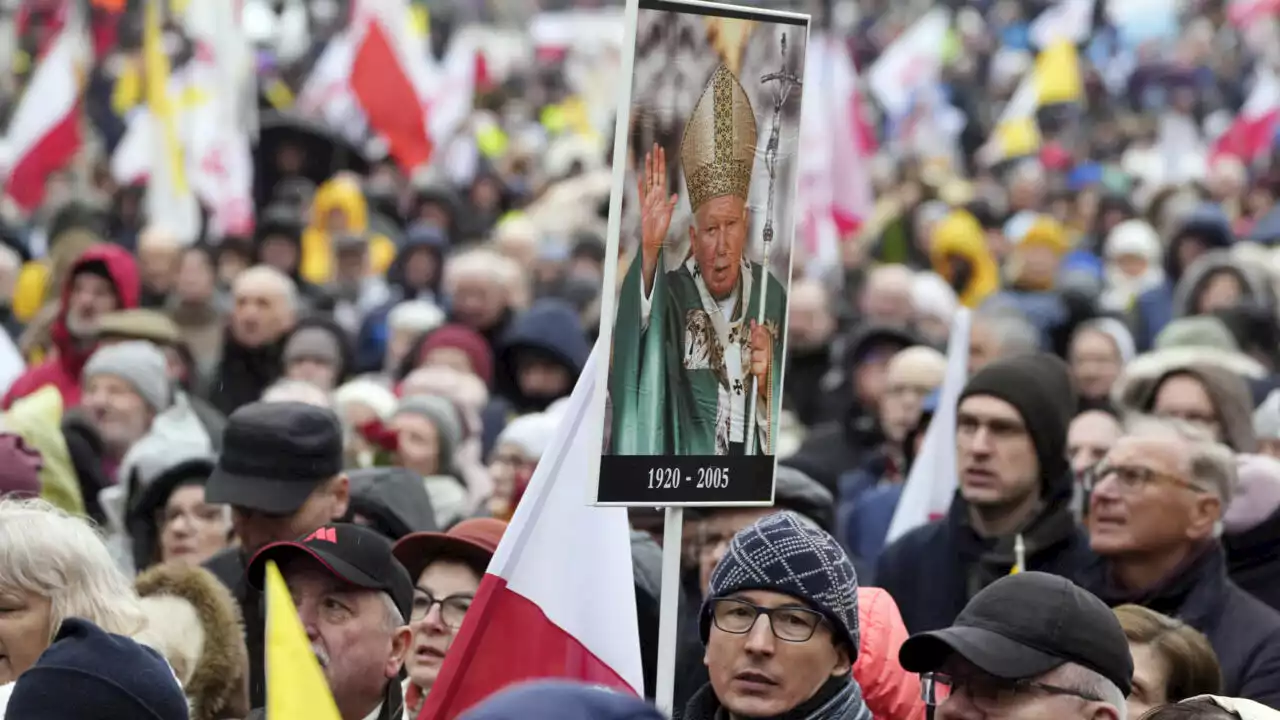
<box><xmin>392</xmin><ymin>518</ymin><xmax>507</xmax><ymax>719</ymax></box>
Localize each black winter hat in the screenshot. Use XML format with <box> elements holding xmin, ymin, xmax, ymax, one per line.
<box><xmin>8</xmin><ymin>618</ymin><xmax>189</xmax><ymax>720</ymax></box>
<box><xmin>958</xmin><ymin>352</ymin><xmax>1077</xmax><ymax>492</ymax></box>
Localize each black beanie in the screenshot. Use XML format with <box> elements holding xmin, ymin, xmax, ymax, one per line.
<box><xmin>958</xmin><ymin>353</ymin><xmax>1078</xmax><ymax>492</ymax></box>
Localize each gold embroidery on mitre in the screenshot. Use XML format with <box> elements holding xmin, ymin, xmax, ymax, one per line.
<box><xmin>680</xmin><ymin>65</ymin><xmax>759</xmax><ymax>212</ymax></box>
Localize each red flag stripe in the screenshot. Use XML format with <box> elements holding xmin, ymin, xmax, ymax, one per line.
<box><xmin>350</xmin><ymin>17</ymin><xmax>433</xmax><ymax>171</ymax></box>
<box><xmin>5</xmin><ymin>105</ymin><xmax>80</xmax><ymax>212</ymax></box>
<box><xmin>420</xmin><ymin>574</ymin><xmax>636</xmax><ymax>720</ymax></box>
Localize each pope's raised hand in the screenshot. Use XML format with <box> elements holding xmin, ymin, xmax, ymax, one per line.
<box><xmin>637</xmin><ymin>143</ymin><xmax>678</xmax><ymax>292</ymax></box>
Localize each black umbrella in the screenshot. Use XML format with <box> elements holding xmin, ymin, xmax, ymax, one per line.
<box><xmin>253</xmin><ymin>111</ymin><xmax>371</xmax><ymax>210</ymax></box>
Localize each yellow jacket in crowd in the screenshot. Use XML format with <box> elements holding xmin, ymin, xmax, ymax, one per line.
<box><xmin>300</xmin><ymin>175</ymin><xmax>397</xmax><ymax>284</ymax></box>
<box><xmin>930</xmin><ymin>210</ymin><xmax>1000</xmax><ymax>308</ymax></box>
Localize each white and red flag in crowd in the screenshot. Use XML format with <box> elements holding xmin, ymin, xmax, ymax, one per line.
<box><xmin>885</xmin><ymin>309</ymin><xmax>971</xmax><ymax>545</ymax></box>
<box><xmin>797</xmin><ymin>34</ymin><xmax>875</xmax><ymax>273</ymax></box>
<box><xmin>420</xmin><ymin>346</ymin><xmax>644</xmax><ymax>719</ymax></box>
<box><xmin>1210</xmin><ymin>66</ymin><xmax>1280</xmax><ymax>166</ymax></box>
<box><xmin>1</xmin><ymin>0</ymin><xmax>87</xmax><ymax>213</ymax></box>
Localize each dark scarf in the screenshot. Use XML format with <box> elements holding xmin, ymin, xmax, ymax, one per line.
<box><xmin>1082</xmin><ymin>542</ymin><xmax>1227</xmax><ymax>628</ymax></box>
<box><xmin>950</xmin><ymin>485</ymin><xmax>1079</xmax><ymax>600</ymax></box>
<box><xmin>212</xmin><ymin>329</ymin><xmax>284</xmax><ymax>416</ymax></box>
<box><xmin>680</xmin><ymin>675</ymin><xmax>872</xmax><ymax>720</ymax></box>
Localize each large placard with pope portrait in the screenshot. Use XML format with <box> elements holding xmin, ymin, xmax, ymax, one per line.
<box><xmin>590</xmin><ymin>0</ymin><xmax>808</xmax><ymax>506</ymax></box>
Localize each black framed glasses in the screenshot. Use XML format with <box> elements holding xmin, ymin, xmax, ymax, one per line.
<box><xmin>709</xmin><ymin>597</ymin><xmax>826</xmax><ymax>643</ymax></box>
<box><xmin>922</xmin><ymin>672</ymin><xmax>1103</xmax><ymax>708</ymax></box>
<box><xmin>410</xmin><ymin>590</ymin><xmax>474</xmax><ymax>627</ymax></box>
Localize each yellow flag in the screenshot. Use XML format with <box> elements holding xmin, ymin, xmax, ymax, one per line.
<box><xmin>996</xmin><ymin>116</ymin><xmax>1041</xmax><ymax>158</ymax></box>
<box><xmin>1035</xmin><ymin>40</ymin><xmax>1082</xmax><ymax>106</ymax></box>
<box><xmin>143</xmin><ymin>0</ymin><xmax>189</xmax><ymax>195</ymax></box>
<box><xmin>265</xmin><ymin>561</ymin><xmax>342</xmax><ymax>720</ymax></box>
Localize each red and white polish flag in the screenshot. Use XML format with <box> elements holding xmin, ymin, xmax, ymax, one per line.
<box><xmin>2</xmin><ymin>0</ymin><xmax>86</xmax><ymax>213</ymax></box>
<box><xmin>419</xmin><ymin>346</ymin><xmax>644</xmax><ymax>719</ymax></box>
<box><xmin>349</xmin><ymin>0</ymin><xmax>435</xmax><ymax>171</ymax></box>
<box><xmin>1211</xmin><ymin>67</ymin><xmax>1280</xmax><ymax>166</ymax></box>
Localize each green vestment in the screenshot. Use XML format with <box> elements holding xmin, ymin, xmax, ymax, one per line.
<box><xmin>609</xmin><ymin>250</ymin><xmax>788</xmax><ymax>456</ymax></box>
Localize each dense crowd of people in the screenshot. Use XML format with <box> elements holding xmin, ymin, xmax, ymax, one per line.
<box><xmin>1</xmin><ymin>0</ymin><xmax>1280</xmax><ymax>719</ymax></box>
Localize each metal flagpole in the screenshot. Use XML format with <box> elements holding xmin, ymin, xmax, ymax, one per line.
<box><xmin>654</xmin><ymin>506</ymin><xmax>684</xmax><ymax>717</ymax></box>
<box><xmin>745</xmin><ymin>33</ymin><xmax>802</xmax><ymax>455</ymax></box>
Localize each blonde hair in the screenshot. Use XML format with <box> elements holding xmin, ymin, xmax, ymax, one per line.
<box><xmin>0</xmin><ymin>498</ymin><xmax>145</xmax><ymax>638</ymax></box>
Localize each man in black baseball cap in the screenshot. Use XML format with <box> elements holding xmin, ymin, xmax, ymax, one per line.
<box><xmin>203</xmin><ymin>401</ymin><xmax>352</xmax><ymax>709</ymax></box>
<box><xmin>244</xmin><ymin>523</ymin><xmax>413</xmax><ymax>720</ymax></box>
<box><xmin>899</xmin><ymin>571</ymin><xmax>1132</xmax><ymax>720</ymax></box>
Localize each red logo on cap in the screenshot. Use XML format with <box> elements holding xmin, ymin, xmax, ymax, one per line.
<box><xmin>305</xmin><ymin>527</ymin><xmax>337</xmax><ymax>544</ymax></box>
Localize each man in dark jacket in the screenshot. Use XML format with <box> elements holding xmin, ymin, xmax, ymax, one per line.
<box><xmin>210</xmin><ymin>266</ymin><xmax>297</xmax><ymax>416</ymax></box>
<box><xmin>243</xmin><ymin>523</ymin><xmax>412</xmax><ymax>720</ymax></box>
<box><xmin>1132</xmin><ymin>203</ymin><xmax>1233</xmax><ymax>351</ymax></box>
<box><xmin>203</xmin><ymin>401</ymin><xmax>352</xmax><ymax>708</ymax></box>
<box><xmin>1079</xmin><ymin>415</ymin><xmax>1280</xmax><ymax>706</ymax></box>
<box><xmin>876</xmin><ymin>353</ymin><xmax>1094</xmax><ymax>634</ymax></box>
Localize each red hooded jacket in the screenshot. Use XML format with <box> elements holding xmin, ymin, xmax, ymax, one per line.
<box><xmin>854</xmin><ymin>587</ymin><xmax>926</xmax><ymax>720</ymax></box>
<box><xmin>3</xmin><ymin>245</ymin><xmax>140</xmax><ymax>410</ymax></box>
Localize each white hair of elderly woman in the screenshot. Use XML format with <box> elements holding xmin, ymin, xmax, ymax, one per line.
<box><xmin>0</xmin><ymin>498</ymin><xmax>146</xmax><ymax>638</ymax></box>
<box><xmin>261</xmin><ymin>378</ymin><xmax>334</xmax><ymax>408</ymax></box>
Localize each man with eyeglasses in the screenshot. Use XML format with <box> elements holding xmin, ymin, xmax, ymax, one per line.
<box><xmin>899</xmin><ymin>571</ymin><xmax>1132</xmax><ymax>720</ymax></box>
<box><xmin>393</xmin><ymin>518</ymin><xmax>507</xmax><ymax>719</ymax></box>
<box><xmin>876</xmin><ymin>352</ymin><xmax>1095</xmax><ymax>634</ymax></box>
<box><xmin>1079</xmin><ymin>414</ymin><xmax>1280</xmax><ymax>707</ymax></box>
<box><xmin>244</xmin><ymin>523</ymin><xmax>415</xmax><ymax>720</ymax></box>
<box><xmin>683</xmin><ymin>512</ymin><xmax>874</xmax><ymax>720</ymax></box>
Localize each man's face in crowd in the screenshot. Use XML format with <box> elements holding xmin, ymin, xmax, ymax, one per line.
<box><xmin>934</xmin><ymin>656</ymin><xmax>1114</xmax><ymax>720</ymax></box>
<box><xmin>281</xmin><ymin>556</ymin><xmax>409</xmax><ymax>717</ymax></box>
<box><xmin>689</xmin><ymin>196</ymin><xmax>748</xmax><ymax>301</ymax></box>
<box><xmin>139</xmin><ymin>240</ymin><xmax>180</xmax><ymax>294</ymax></box>
<box><xmin>451</xmin><ymin>275</ymin><xmax>507</xmax><ymax>332</ymax></box>
<box><xmin>1069</xmin><ymin>329</ymin><xmax>1122</xmax><ymax>401</ymax></box>
<box><xmin>82</xmin><ymin>375</ymin><xmax>153</xmax><ymax>453</ymax></box>
<box><xmin>704</xmin><ymin>589</ymin><xmax>850</xmax><ymax>718</ymax></box>
<box><xmin>696</xmin><ymin>508</ymin><xmax>772</xmax><ymax>597</ymax></box>
<box><xmin>1016</xmin><ymin>245</ymin><xmax>1059</xmax><ymax>287</ymax></box>
<box><xmin>879</xmin><ymin>352</ymin><xmax>943</xmax><ymax>443</ymax></box>
<box><xmin>391</xmin><ymin>413</ymin><xmax>442</xmax><ymax>477</ymax></box>
<box><xmin>260</xmin><ymin>236</ymin><xmax>299</xmax><ymax>275</ymax></box>
<box><xmin>65</xmin><ymin>272</ymin><xmax>118</xmax><ymax>339</ymax></box>
<box><xmin>852</xmin><ymin>344</ymin><xmax>903</xmax><ymax>408</ymax></box>
<box><xmin>517</xmin><ymin>353</ymin><xmax>571</xmax><ymax>401</ymax></box>
<box><xmin>286</xmin><ymin>357</ymin><xmax>339</xmax><ymax>392</ymax></box>
<box><xmin>176</xmin><ymin>249</ymin><xmax>217</xmax><ymax>304</ymax></box>
<box><xmin>1174</xmin><ymin>236</ymin><xmax>1208</xmax><ymax>275</ymax></box>
<box><xmin>335</xmin><ymin>246</ymin><xmax>366</xmax><ymax>287</ymax></box>
<box><xmin>1088</xmin><ymin>435</ymin><xmax>1219</xmax><ymax>558</ymax></box>
<box><xmin>231</xmin><ymin>277</ymin><xmax>293</xmax><ymax>348</ymax></box>
<box><xmin>1067</xmin><ymin>410</ymin><xmax>1121</xmax><ymax>477</ymax></box>
<box><xmin>231</xmin><ymin>477</ymin><xmax>349</xmax><ymax>555</ymax></box>
<box><xmin>967</xmin><ymin>322</ymin><xmax>1001</xmax><ymax>376</ymax></box>
<box><xmin>403</xmin><ymin>248</ymin><xmax>437</xmax><ymax>291</ymax></box>
<box><xmin>860</xmin><ymin>272</ymin><xmax>914</xmax><ymax>327</ymax></box>
<box><xmin>956</xmin><ymin>396</ymin><xmax>1039</xmax><ymax>508</ymax></box>
<box><xmin>787</xmin><ymin>282</ymin><xmax>834</xmax><ymax>353</ymax></box>
<box><xmin>1151</xmin><ymin>374</ymin><xmax>1222</xmax><ymax>442</ymax></box>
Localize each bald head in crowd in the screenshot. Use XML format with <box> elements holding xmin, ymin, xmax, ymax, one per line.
<box><xmin>861</xmin><ymin>264</ymin><xmax>915</xmax><ymax>327</ymax></box>
<box><xmin>880</xmin><ymin>345</ymin><xmax>947</xmax><ymax>442</ymax></box>
<box><xmin>445</xmin><ymin>249</ymin><xmax>520</xmax><ymax>333</ymax></box>
<box><xmin>788</xmin><ymin>278</ymin><xmax>836</xmax><ymax>353</ymax></box>
<box><xmin>231</xmin><ymin>265</ymin><xmax>298</xmax><ymax>349</ymax></box>
<box><xmin>137</xmin><ymin>225</ymin><xmax>182</xmax><ymax>299</ymax></box>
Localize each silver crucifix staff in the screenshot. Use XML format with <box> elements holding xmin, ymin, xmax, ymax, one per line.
<box><xmin>745</xmin><ymin>32</ymin><xmax>802</xmax><ymax>456</ymax></box>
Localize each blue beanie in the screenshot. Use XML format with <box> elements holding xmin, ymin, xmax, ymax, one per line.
<box><xmin>700</xmin><ymin>512</ymin><xmax>860</xmax><ymax>654</ymax></box>
<box><xmin>459</xmin><ymin>680</ymin><xmax>662</xmax><ymax>720</ymax></box>
<box><xmin>7</xmin><ymin>618</ymin><xmax>189</xmax><ymax>720</ymax></box>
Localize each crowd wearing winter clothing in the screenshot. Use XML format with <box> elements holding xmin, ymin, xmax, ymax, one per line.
<box><xmin>6</xmin><ymin>0</ymin><xmax>1280</xmax><ymax>719</ymax></box>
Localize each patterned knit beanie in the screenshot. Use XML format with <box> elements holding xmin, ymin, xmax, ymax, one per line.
<box><xmin>701</xmin><ymin>512</ymin><xmax>860</xmax><ymax>654</ymax></box>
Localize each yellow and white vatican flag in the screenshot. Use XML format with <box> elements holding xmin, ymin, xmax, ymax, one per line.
<box><xmin>142</xmin><ymin>0</ymin><xmax>201</xmax><ymax>244</ymax></box>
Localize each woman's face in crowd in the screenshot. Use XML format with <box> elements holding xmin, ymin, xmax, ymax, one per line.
<box><xmin>423</xmin><ymin>347</ymin><xmax>476</xmax><ymax>378</ymax></box>
<box><xmin>1069</xmin><ymin>329</ymin><xmax>1122</xmax><ymax>401</ymax></box>
<box><xmin>1195</xmin><ymin>271</ymin><xmax>1244</xmax><ymax>315</ymax></box>
<box><xmin>487</xmin><ymin>442</ymin><xmax>536</xmax><ymax>511</ymax></box>
<box><xmin>176</xmin><ymin>249</ymin><xmax>216</xmax><ymax>303</ymax></box>
<box><xmin>407</xmin><ymin>560</ymin><xmax>480</xmax><ymax>692</ymax></box>
<box><xmin>393</xmin><ymin>414</ymin><xmax>442</xmax><ymax>476</ymax></box>
<box><xmin>286</xmin><ymin>358</ymin><xmax>339</xmax><ymax>392</ymax></box>
<box><xmin>1113</xmin><ymin>253</ymin><xmax>1149</xmax><ymax>279</ymax></box>
<box><xmin>1152</xmin><ymin>374</ymin><xmax>1222</xmax><ymax>441</ymax></box>
<box><xmin>1127</xmin><ymin>642</ymin><xmax>1170</xmax><ymax>717</ymax></box>
<box><xmin>0</xmin><ymin>588</ymin><xmax>52</xmax><ymax>684</ymax></box>
<box><xmin>1068</xmin><ymin>410</ymin><xmax>1121</xmax><ymax>477</ymax></box>
<box><xmin>160</xmin><ymin>484</ymin><xmax>231</xmax><ymax>567</ymax></box>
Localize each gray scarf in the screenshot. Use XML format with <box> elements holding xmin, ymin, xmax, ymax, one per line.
<box><xmin>679</xmin><ymin>676</ymin><xmax>872</xmax><ymax>720</ymax></box>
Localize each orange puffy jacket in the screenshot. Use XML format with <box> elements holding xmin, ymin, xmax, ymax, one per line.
<box><xmin>853</xmin><ymin>588</ymin><xmax>926</xmax><ymax>720</ymax></box>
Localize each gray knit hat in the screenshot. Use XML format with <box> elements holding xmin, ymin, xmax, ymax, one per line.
<box><xmin>83</xmin><ymin>341</ymin><xmax>171</xmax><ymax>411</ymax></box>
<box><xmin>701</xmin><ymin>512</ymin><xmax>860</xmax><ymax>654</ymax></box>
<box><xmin>394</xmin><ymin>395</ymin><xmax>463</xmax><ymax>470</ymax></box>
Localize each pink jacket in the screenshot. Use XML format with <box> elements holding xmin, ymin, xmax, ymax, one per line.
<box><xmin>854</xmin><ymin>588</ymin><xmax>926</xmax><ymax>720</ymax></box>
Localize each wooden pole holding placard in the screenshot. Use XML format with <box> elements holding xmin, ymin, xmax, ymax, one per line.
<box><xmin>654</xmin><ymin>506</ymin><xmax>683</xmax><ymax>717</ymax></box>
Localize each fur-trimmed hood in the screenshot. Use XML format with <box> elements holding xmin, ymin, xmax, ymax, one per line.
<box><xmin>135</xmin><ymin>562</ymin><xmax>251</xmax><ymax>720</ymax></box>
